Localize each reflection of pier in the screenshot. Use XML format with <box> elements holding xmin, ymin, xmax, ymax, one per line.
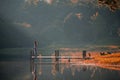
<box><xmin>30</xmin><ymin>41</ymin><xmax>92</xmax><ymax>80</ymax></box>
<box><xmin>30</xmin><ymin>55</ymin><xmax>60</xmax><ymax>80</ymax></box>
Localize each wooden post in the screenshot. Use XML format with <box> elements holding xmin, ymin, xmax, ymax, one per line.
<box><xmin>30</xmin><ymin>50</ymin><xmax>34</xmax><ymax>72</ymax></box>
<box><xmin>82</xmin><ymin>50</ymin><xmax>86</xmax><ymax>59</ymax></box>
<box><xmin>55</xmin><ymin>50</ymin><xmax>59</xmax><ymax>62</ymax></box>
<box><xmin>34</xmin><ymin>41</ymin><xmax>38</xmax><ymax>58</ymax></box>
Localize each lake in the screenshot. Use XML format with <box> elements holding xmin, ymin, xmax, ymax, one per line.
<box><xmin>0</xmin><ymin>48</ymin><xmax>120</xmax><ymax>80</ymax></box>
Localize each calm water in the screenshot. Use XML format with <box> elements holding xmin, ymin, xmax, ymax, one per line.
<box><xmin>0</xmin><ymin>48</ymin><xmax>120</xmax><ymax>80</ymax></box>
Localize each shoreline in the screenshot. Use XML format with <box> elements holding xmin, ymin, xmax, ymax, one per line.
<box><xmin>83</xmin><ymin>53</ymin><xmax>120</xmax><ymax>71</ymax></box>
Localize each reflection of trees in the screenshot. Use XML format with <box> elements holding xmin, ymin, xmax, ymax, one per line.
<box><xmin>25</xmin><ymin>0</ymin><xmax>120</xmax><ymax>11</ymax></box>
<box><xmin>51</xmin><ymin>62</ymin><xmax>59</xmax><ymax>75</ymax></box>
<box><xmin>31</xmin><ymin>60</ymin><xmax>98</xmax><ymax>80</ymax></box>
<box><xmin>98</xmin><ymin>0</ymin><xmax>120</xmax><ymax>11</ymax></box>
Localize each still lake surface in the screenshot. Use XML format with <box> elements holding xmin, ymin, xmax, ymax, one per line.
<box><xmin>0</xmin><ymin>48</ymin><xmax>120</xmax><ymax>80</ymax></box>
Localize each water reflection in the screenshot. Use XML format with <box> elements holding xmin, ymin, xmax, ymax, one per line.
<box><xmin>30</xmin><ymin>53</ymin><xmax>120</xmax><ymax>80</ymax></box>
<box><xmin>0</xmin><ymin>48</ymin><xmax>120</xmax><ymax>80</ymax></box>
<box><xmin>31</xmin><ymin>58</ymin><xmax>99</xmax><ymax>80</ymax></box>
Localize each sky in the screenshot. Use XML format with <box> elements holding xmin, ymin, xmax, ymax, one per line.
<box><xmin>0</xmin><ymin>0</ymin><xmax>120</xmax><ymax>48</ymax></box>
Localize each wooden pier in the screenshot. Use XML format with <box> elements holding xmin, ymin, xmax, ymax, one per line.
<box><xmin>30</xmin><ymin>41</ymin><xmax>91</xmax><ymax>80</ymax></box>
<box><xmin>31</xmin><ymin>55</ymin><xmax>83</xmax><ymax>59</ymax></box>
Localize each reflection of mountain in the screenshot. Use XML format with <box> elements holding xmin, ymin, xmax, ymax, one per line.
<box><xmin>0</xmin><ymin>18</ymin><xmax>120</xmax><ymax>48</ymax></box>
<box><xmin>0</xmin><ymin>22</ymin><xmax>33</xmax><ymax>48</ymax></box>
<box><xmin>0</xmin><ymin>0</ymin><xmax>120</xmax><ymax>48</ymax></box>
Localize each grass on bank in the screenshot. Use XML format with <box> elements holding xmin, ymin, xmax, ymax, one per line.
<box><xmin>94</xmin><ymin>53</ymin><xmax>120</xmax><ymax>65</ymax></box>
<box><xmin>85</xmin><ymin>52</ymin><xmax>120</xmax><ymax>65</ymax></box>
